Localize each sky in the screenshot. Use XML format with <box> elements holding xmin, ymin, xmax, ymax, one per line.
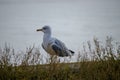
<box><xmin>0</xmin><ymin>0</ymin><xmax>120</xmax><ymax>57</ymax></box>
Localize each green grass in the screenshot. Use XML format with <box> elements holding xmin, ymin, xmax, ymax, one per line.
<box><xmin>0</xmin><ymin>37</ymin><xmax>120</xmax><ymax>80</ymax></box>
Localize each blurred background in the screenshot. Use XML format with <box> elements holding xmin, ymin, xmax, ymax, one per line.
<box><xmin>0</xmin><ymin>0</ymin><xmax>120</xmax><ymax>54</ymax></box>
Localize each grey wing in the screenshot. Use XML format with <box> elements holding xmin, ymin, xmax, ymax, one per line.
<box><xmin>51</xmin><ymin>39</ymin><xmax>70</xmax><ymax>57</ymax></box>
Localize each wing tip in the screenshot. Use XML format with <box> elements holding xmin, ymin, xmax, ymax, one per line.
<box><xmin>69</xmin><ymin>50</ymin><xmax>75</xmax><ymax>55</ymax></box>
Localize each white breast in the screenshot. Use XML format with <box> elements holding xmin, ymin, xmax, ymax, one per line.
<box><xmin>42</xmin><ymin>38</ymin><xmax>56</xmax><ymax>55</ymax></box>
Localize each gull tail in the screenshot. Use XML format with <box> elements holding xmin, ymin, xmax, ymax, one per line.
<box><xmin>69</xmin><ymin>50</ymin><xmax>75</xmax><ymax>55</ymax></box>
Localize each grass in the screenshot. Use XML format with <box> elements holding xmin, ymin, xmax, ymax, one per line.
<box><xmin>0</xmin><ymin>37</ymin><xmax>120</xmax><ymax>80</ymax></box>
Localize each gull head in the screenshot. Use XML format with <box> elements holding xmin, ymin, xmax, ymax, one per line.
<box><xmin>36</xmin><ymin>25</ymin><xmax>51</xmax><ymax>34</ymax></box>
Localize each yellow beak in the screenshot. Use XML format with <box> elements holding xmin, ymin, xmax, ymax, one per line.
<box><xmin>36</xmin><ymin>29</ymin><xmax>43</xmax><ymax>32</ymax></box>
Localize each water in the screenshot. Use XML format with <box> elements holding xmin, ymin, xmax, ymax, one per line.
<box><xmin>0</xmin><ymin>0</ymin><xmax>120</xmax><ymax>54</ymax></box>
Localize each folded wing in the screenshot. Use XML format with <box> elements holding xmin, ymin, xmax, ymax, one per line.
<box><xmin>51</xmin><ymin>39</ymin><xmax>74</xmax><ymax>57</ymax></box>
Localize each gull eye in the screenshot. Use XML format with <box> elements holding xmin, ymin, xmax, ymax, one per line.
<box><xmin>43</xmin><ymin>27</ymin><xmax>47</xmax><ymax>30</ymax></box>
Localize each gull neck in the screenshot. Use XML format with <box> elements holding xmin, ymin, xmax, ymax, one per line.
<box><xmin>43</xmin><ymin>32</ymin><xmax>51</xmax><ymax>42</ymax></box>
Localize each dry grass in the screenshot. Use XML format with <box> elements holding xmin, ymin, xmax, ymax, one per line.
<box><xmin>0</xmin><ymin>37</ymin><xmax>120</xmax><ymax>80</ymax></box>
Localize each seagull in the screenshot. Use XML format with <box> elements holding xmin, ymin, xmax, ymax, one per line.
<box><xmin>36</xmin><ymin>25</ymin><xmax>74</xmax><ymax>57</ymax></box>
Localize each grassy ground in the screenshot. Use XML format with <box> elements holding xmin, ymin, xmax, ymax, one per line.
<box><xmin>0</xmin><ymin>37</ymin><xmax>120</xmax><ymax>80</ymax></box>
